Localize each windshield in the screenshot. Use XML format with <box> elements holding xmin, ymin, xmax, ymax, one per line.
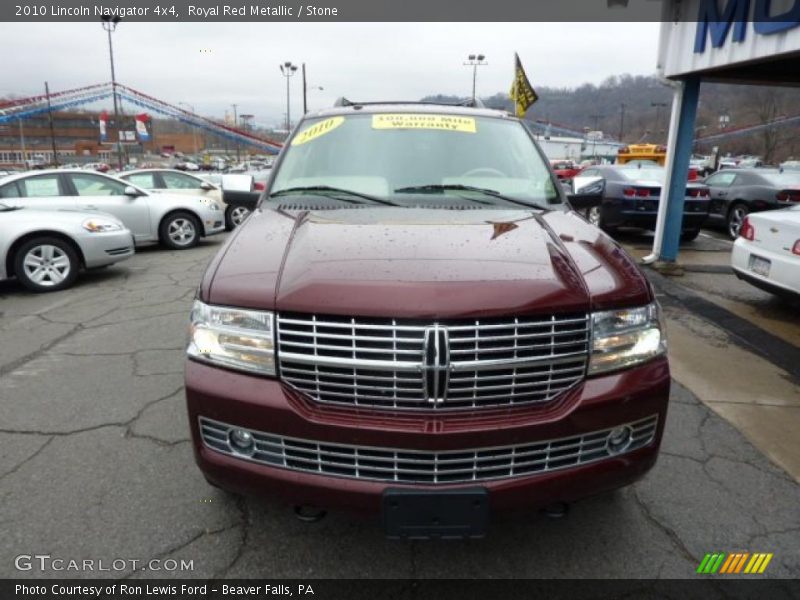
<box><xmin>270</xmin><ymin>113</ymin><xmax>560</xmax><ymax>207</ymax></box>
<box><xmin>617</xmin><ymin>167</ymin><xmax>665</xmax><ymax>183</ymax></box>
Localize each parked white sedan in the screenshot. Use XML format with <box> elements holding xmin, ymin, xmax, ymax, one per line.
<box><xmin>0</xmin><ymin>202</ymin><xmax>134</xmax><ymax>292</ymax></box>
<box><xmin>732</xmin><ymin>205</ymin><xmax>800</xmax><ymax>300</ymax></box>
<box><xmin>120</xmin><ymin>169</ymin><xmax>252</xmax><ymax>230</ymax></box>
<box><xmin>0</xmin><ymin>169</ymin><xmax>225</xmax><ymax>249</ymax></box>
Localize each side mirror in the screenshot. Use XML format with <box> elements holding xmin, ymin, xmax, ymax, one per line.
<box><xmin>124</xmin><ymin>186</ymin><xmax>143</xmax><ymax>197</ymax></box>
<box><xmin>200</xmin><ymin>181</ymin><xmax>214</xmax><ymax>191</ymax></box>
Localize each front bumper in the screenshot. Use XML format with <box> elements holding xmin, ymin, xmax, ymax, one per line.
<box><xmin>186</xmin><ymin>357</ymin><xmax>670</xmax><ymax>515</ymax></box>
<box><xmin>198</xmin><ymin>207</ymin><xmax>226</xmax><ymax>237</ymax></box>
<box><xmin>78</xmin><ymin>229</ymin><xmax>135</xmax><ymax>268</ymax></box>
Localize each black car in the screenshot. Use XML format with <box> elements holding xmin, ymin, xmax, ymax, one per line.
<box><xmin>703</xmin><ymin>168</ymin><xmax>800</xmax><ymax>238</ymax></box>
<box><xmin>573</xmin><ymin>165</ymin><xmax>710</xmax><ymax>241</ymax></box>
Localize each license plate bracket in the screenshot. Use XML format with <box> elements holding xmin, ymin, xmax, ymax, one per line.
<box><xmin>382</xmin><ymin>487</ymin><xmax>489</xmax><ymax>539</ymax></box>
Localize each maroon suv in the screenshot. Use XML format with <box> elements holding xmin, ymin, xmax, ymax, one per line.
<box><xmin>185</xmin><ymin>102</ymin><xmax>669</xmax><ymax>538</ymax></box>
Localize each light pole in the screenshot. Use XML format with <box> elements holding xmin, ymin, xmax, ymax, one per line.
<box><xmin>101</xmin><ymin>14</ymin><xmax>123</xmax><ymax>170</ymax></box>
<box><xmin>280</xmin><ymin>61</ymin><xmax>298</xmax><ymax>133</ymax></box>
<box><xmin>463</xmin><ymin>54</ymin><xmax>487</xmax><ymax>103</ymax></box>
<box><xmin>178</xmin><ymin>102</ymin><xmax>198</xmax><ymax>156</ymax></box>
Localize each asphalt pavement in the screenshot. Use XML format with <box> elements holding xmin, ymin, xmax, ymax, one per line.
<box><xmin>1</xmin><ymin>232</ymin><xmax>798</xmax><ymax>579</ymax></box>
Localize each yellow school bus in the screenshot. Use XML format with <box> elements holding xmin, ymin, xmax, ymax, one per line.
<box><xmin>616</xmin><ymin>144</ymin><xmax>667</xmax><ymax>166</ymax></box>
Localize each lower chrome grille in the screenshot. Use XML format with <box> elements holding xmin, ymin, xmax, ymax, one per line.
<box><xmin>199</xmin><ymin>415</ymin><xmax>658</xmax><ymax>484</ymax></box>
<box><xmin>277</xmin><ymin>312</ymin><xmax>590</xmax><ymax>410</ymax></box>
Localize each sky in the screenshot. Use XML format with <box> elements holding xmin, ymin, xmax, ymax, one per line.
<box><xmin>0</xmin><ymin>22</ymin><xmax>661</xmax><ymax>128</ymax></box>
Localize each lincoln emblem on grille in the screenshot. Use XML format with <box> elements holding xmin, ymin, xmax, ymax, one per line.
<box><xmin>422</xmin><ymin>325</ymin><xmax>450</xmax><ymax>404</ymax></box>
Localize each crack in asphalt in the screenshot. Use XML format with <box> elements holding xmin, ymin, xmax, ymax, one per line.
<box><xmin>631</xmin><ymin>487</ymin><xmax>698</xmax><ymax>566</ymax></box>
<box><xmin>0</xmin><ymin>435</ymin><xmax>54</xmax><ymax>482</ymax></box>
<box><xmin>213</xmin><ymin>494</ymin><xmax>252</xmax><ymax>578</ymax></box>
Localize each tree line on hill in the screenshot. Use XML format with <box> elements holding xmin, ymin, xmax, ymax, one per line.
<box><xmin>423</xmin><ymin>74</ymin><xmax>800</xmax><ymax>163</ymax></box>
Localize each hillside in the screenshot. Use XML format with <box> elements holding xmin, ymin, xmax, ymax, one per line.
<box><xmin>423</xmin><ymin>75</ymin><xmax>800</xmax><ymax>162</ymax></box>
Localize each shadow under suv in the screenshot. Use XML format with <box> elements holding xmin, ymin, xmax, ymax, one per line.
<box><xmin>185</xmin><ymin>101</ymin><xmax>670</xmax><ymax>538</ymax></box>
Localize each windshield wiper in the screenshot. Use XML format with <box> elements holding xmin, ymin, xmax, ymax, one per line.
<box><xmin>394</xmin><ymin>184</ymin><xmax>553</xmax><ymax>211</ymax></box>
<box><xmin>269</xmin><ymin>186</ymin><xmax>398</xmax><ymax>207</ymax></box>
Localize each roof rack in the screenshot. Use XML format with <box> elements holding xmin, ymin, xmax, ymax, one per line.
<box><xmin>333</xmin><ymin>97</ymin><xmax>486</xmax><ymax>109</ymax></box>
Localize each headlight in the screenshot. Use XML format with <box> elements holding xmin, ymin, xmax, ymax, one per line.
<box><xmin>589</xmin><ymin>302</ymin><xmax>666</xmax><ymax>375</ymax></box>
<box><xmin>187</xmin><ymin>300</ymin><xmax>275</xmax><ymax>376</ymax></box>
<box><xmin>82</xmin><ymin>218</ymin><xmax>123</xmax><ymax>232</ymax></box>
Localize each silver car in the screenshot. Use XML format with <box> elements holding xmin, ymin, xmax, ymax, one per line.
<box><xmin>0</xmin><ymin>202</ymin><xmax>134</xmax><ymax>292</ymax></box>
<box><xmin>118</xmin><ymin>168</ymin><xmax>247</xmax><ymax>230</ymax></box>
<box><xmin>0</xmin><ymin>169</ymin><xmax>225</xmax><ymax>249</ymax></box>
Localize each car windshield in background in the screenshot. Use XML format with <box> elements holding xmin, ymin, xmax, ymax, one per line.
<box><xmin>762</xmin><ymin>172</ymin><xmax>800</xmax><ymax>186</ymax></box>
<box><xmin>618</xmin><ymin>167</ymin><xmax>665</xmax><ymax>182</ymax></box>
<box><xmin>269</xmin><ymin>113</ymin><xmax>560</xmax><ymax>208</ymax></box>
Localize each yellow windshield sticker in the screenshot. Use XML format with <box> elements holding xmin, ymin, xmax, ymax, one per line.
<box><xmin>292</xmin><ymin>116</ymin><xmax>345</xmax><ymax>146</ymax></box>
<box><xmin>372</xmin><ymin>114</ymin><xmax>477</xmax><ymax>133</ymax></box>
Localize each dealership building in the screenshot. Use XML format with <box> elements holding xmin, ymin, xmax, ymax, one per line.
<box><xmin>649</xmin><ymin>0</ymin><xmax>800</xmax><ymax>264</ymax></box>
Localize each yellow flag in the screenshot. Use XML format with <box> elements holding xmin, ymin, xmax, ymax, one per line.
<box><xmin>509</xmin><ymin>53</ymin><xmax>538</xmax><ymax>118</ymax></box>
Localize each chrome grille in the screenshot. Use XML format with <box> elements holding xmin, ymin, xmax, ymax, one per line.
<box><xmin>277</xmin><ymin>313</ymin><xmax>590</xmax><ymax>410</ymax></box>
<box><xmin>199</xmin><ymin>415</ymin><xmax>658</xmax><ymax>484</ymax></box>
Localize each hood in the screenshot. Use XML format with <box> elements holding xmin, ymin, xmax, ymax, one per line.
<box><xmin>207</xmin><ymin>207</ymin><xmax>604</xmax><ymax>318</ymax></box>
<box><xmin>205</xmin><ymin>207</ymin><xmax>653</xmax><ymax>316</ymax></box>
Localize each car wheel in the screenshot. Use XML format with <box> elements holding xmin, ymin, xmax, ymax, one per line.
<box><xmin>13</xmin><ymin>237</ymin><xmax>79</xmax><ymax>293</ymax></box>
<box><xmin>727</xmin><ymin>203</ymin><xmax>749</xmax><ymax>239</ymax></box>
<box><xmin>680</xmin><ymin>229</ymin><xmax>701</xmax><ymax>242</ymax></box>
<box><xmin>159</xmin><ymin>212</ymin><xmax>200</xmax><ymax>249</ymax></box>
<box><xmin>225</xmin><ymin>205</ymin><xmax>251</xmax><ymax>230</ymax></box>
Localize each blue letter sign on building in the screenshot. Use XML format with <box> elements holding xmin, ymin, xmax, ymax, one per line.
<box><xmin>694</xmin><ymin>0</ymin><xmax>800</xmax><ymax>53</ymax></box>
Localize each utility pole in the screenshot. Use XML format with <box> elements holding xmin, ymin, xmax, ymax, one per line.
<box><xmin>45</xmin><ymin>82</ymin><xmax>59</xmax><ymax>166</ymax></box>
<box><xmin>18</xmin><ymin>117</ymin><xmax>26</xmax><ymax>168</ymax></box>
<box><xmin>651</xmin><ymin>101</ymin><xmax>668</xmax><ymax>141</ymax></box>
<box><xmin>302</xmin><ymin>63</ymin><xmax>307</xmax><ymax>115</ymax></box>
<box><xmin>463</xmin><ymin>54</ymin><xmax>487</xmax><ymax>103</ymax></box>
<box><xmin>618</xmin><ymin>102</ymin><xmax>626</xmax><ymax>143</ymax></box>
<box><xmin>101</xmin><ymin>14</ymin><xmax>124</xmax><ymax>170</ymax></box>
<box><xmin>232</xmin><ymin>103</ymin><xmax>240</xmax><ymax>162</ymax></box>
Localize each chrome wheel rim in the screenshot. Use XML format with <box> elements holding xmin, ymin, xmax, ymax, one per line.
<box><xmin>23</xmin><ymin>244</ymin><xmax>70</xmax><ymax>287</ymax></box>
<box><xmin>230</xmin><ymin>206</ymin><xmax>250</xmax><ymax>227</ymax></box>
<box><xmin>587</xmin><ymin>206</ymin><xmax>601</xmax><ymax>226</ymax></box>
<box><xmin>729</xmin><ymin>207</ymin><xmax>747</xmax><ymax>238</ymax></box>
<box><xmin>168</xmin><ymin>218</ymin><xmax>196</xmax><ymax>246</ymax></box>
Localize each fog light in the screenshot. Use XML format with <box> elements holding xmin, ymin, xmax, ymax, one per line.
<box><xmin>228</xmin><ymin>428</ymin><xmax>255</xmax><ymax>455</ymax></box>
<box><xmin>606</xmin><ymin>425</ymin><xmax>633</xmax><ymax>455</ymax></box>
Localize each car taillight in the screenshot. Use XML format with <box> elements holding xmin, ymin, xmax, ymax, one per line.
<box><xmin>777</xmin><ymin>190</ymin><xmax>800</xmax><ymax>202</ymax></box>
<box><xmin>253</xmin><ymin>182</ymin><xmax>265</xmax><ymax>191</ymax></box>
<box><xmin>740</xmin><ymin>217</ymin><xmax>755</xmax><ymax>241</ymax></box>
<box><xmin>624</xmin><ymin>187</ymin><xmax>653</xmax><ymax>197</ymax></box>
<box><xmin>793</xmin><ymin>240</ymin><xmax>800</xmax><ymax>256</ymax></box>
<box><xmin>688</xmin><ymin>188</ymin><xmax>710</xmax><ymax>198</ymax></box>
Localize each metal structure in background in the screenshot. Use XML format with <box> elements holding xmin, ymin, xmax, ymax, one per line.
<box><xmin>463</xmin><ymin>54</ymin><xmax>487</xmax><ymax>103</ymax></box>
<box><xmin>177</xmin><ymin>102</ymin><xmax>198</xmax><ymax>155</ymax></box>
<box><xmin>280</xmin><ymin>61</ymin><xmax>298</xmax><ymax>132</ymax></box>
<box><xmin>301</xmin><ymin>63</ymin><xmax>324</xmax><ymax>114</ymax></box>
<box><xmin>100</xmin><ymin>14</ymin><xmax>123</xmax><ymax>170</ymax></box>
<box><xmin>0</xmin><ymin>82</ymin><xmax>284</xmax><ymax>154</ymax></box>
